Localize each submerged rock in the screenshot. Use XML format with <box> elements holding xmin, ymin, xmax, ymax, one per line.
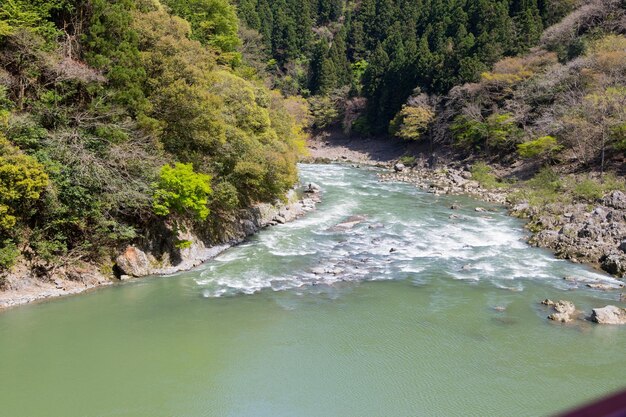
<box><xmin>591</xmin><ymin>306</ymin><xmax>626</xmax><ymax>325</ymax></box>
<box><xmin>586</xmin><ymin>283</ymin><xmax>623</xmax><ymax>290</ymax></box>
<box><xmin>330</xmin><ymin>215</ymin><xmax>367</xmax><ymax>231</ymax></box>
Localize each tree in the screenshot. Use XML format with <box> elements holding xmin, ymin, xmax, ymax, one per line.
<box><xmin>152</xmin><ymin>163</ymin><xmax>212</xmax><ymax>220</ymax></box>
<box><xmin>389</xmin><ymin>104</ymin><xmax>435</xmax><ymax>141</ymax></box>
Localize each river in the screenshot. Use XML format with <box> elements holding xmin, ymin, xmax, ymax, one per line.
<box><xmin>1</xmin><ymin>164</ymin><xmax>625</xmax><ymax>416</ymax></box>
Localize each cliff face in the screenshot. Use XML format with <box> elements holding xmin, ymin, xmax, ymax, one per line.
<box><xmin>114</xmin><ymin>188</ymin><xmax>321</xmax><ymax>279</ymax></box>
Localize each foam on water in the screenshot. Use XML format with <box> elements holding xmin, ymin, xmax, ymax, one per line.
<box><xmin>194</xmin><ymin>164</ymin><xmax>614</xmax><ymax>297</ymax></box>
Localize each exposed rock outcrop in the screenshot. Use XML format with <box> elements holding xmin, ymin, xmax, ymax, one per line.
<box><xmin>542</xmin><ymin>299</ymin><xmax>578</xmax><ymax>323</ymax></box>
<box><xmin>591</xmin><ymin>305</ymin><xmax>626</xmax><ymax>325</ymax></box>
<box><xmin>113</xmin><ymin>185</ymin><xmax>322</xmax><ymax>279</ymax></box>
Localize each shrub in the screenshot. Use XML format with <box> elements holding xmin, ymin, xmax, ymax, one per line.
<box><xmin>573</xmin><ymin>178</ymin><xmax>604</xmax><ymax>201</ymax></box>
<box><xmin>470</xmin><ymin>162</ymin><xmax>505</xmax><ymax>189</ymax></box>
<box><xmin>0</xmin><ymin>136</ymin><xmax>49</xmax><ymax>234</ymax></box>
<box><xmin>517</xmin><ymin>136</ymin><xmax>563</xmax><ymax>158</ymax></box>
<box><xmin>0</xmin><ymin>240</ymin><xmax>19</xmax><ymax>270</ymax></box>
<box><xmin>389</xmin><ymin>105</ymin><xmax>434</xmax><ymax>141</ymax></box>
<box><xmin>451</xmin><ymin>113</ymin><xmax>521</xmax><ymax>152</ymax></box>
<box><xmin>152</xmin><ymin>163</ymin><xmax>212</xmax><ymax>220</ymax></box>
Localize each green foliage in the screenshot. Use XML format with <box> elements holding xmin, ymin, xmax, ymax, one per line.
<box><xmin>517</xmin><ymin>136</ymin><xmax>563</xmax><ymax>159</ymax></box>
<box><xmin>233</xmin><ymin>0</ymin><xmax>558</xmax><ymax>130</ymax></box>
<box><xmin>161</xmin><ymin>0</ymin><xmax>241</xmax><ymax>54</ymax></box>
<box><xmin>308</xmin><ymin>95</ymin><xmax>340</xmax><ymax>129</ymax></box>
<box><xmin>398</xmin><ymin>155</ymin><xmax>416</xmax><ymax>166</ymax></box>
<box><xmin>470</xmin><ymin>162</ymin><xmax>506</xmax><ymax>190</ymax></box>
<box><xmin>573</xmin><ymin>179</ymin><xmax>604</xmax><ymax>202</ymax></box>
<box><xmin>0</xmin><ymin>240</ymin><xmax>19</xmax><ymax>271</ymax></box>
<box><xmin>0</xmin><ymin>136</ymin><xmax>49</xmax><ymax>235</ymax></box>
<box><xmin>572</xmin><ymin>175</ymin><xmax>625</xmax><ymax>202</ymax></box>
<box><xmin>389</xmin><ymin>105</ymin><xmax>434</xmax><ymax>141</ymax></box>
<box><xmin>0</xmin><ymin>0</ymin><xmax>307</xmax><ymax>273</ymax></box>
<box><xmin>452</xmin><ymin>113</ymin><xmax>521</xmax><ymax>152</ymax></box>
<box><xmin>152</xmin><ymin>163</ymin><xmax>212</xmax><ymax>221</ymax></box>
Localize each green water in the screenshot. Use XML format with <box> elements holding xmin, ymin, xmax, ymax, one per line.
<box><xmin>1</xmin><ymin>164</ymin><xmax>625</xmax><ymax>417</ymax></box>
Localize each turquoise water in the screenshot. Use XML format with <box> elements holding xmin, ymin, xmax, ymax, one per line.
<box><xmin>0</xmin><ymin>164</ymin><xmax>624</xmax><ymax>417</ymax></box>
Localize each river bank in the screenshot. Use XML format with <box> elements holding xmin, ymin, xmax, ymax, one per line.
<box><xmin>0</xmin><ymin>187</ymin><xmax>322</xmax><ymax>310</ymax></box>
<box><xmin>305</xmin><ymin>133</ymin><xmax>626</xmax><ymax>280</ymax></box>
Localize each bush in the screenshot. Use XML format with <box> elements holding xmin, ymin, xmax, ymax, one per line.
<box><xmin>451</xmin><ymin>113</ymin><xmax>521</xmax><ymax>152</ymax></box>
<box><xmin>0</xmin><ymin>240</ymin><xmax>19</xmax><ymax>271</ymax></box>
<box><xmin>470</xmin><ymin>162</ymin><xmax>506</xmax><ymax>189</ymax></box>
<box><xmin>517</xmin><ymin>136</ymin><xmax>562</xmax><ymax>158</ymax></box>
<box><xmin>389</xmin><ymin>105</ymin><xmax>434</xmax><ymax>141</ymax></box>
<box><xmin>0</xmin><ymin>136</ymin><xmax>49</xmax><ymax>234</ymax></box>
<box><xmin>571</xmin><ymin>174</ymin><xmax>625</xmax><ymax>202</ymax></box>
<box><xmin>152</xmin><ymin>163</ymin><xmax>212</xmax><ymax>220</ymax></box>
<box><xmin>573</xmin><ymin>178</ymin><xmax>604</xmax><ymax>201</ymax></box>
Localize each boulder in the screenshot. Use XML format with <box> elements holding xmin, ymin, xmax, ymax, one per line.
<box><xmin>600</xmin><ymin>253</ymin><xmax>626</xmax><ymax>277</ymax></box>
<box><xmin>240</xmin><ymin>219</ymin><xmax>257</xmax><ymax>236</ymax></box>
<box><xmin>393</xmin><ymin>163</ymin><xmax>405</xmax><ymax>172</ymax></box>
<box><xmin>603</xmin><ymin>190</ymin><xmax>626</xmax><ymax>209</ymax></box>
<box><xmin>116</xmin><ymin>246</ymin><xmax>151</xmax><ymax>277</ymax></box>
<box><xmin>591</xmin><ymin>305</ymin><xmax>626</xmax><ymax>325</ymax></box>
<box><xmin>304</xmin><ymin>182</ymin><xmax>321</xmax><ymax>193</ymax></box>
<box><xmin>542</xmin><ymin>299</ymin><xmax>577</xmax><ymax>323</ymax></box>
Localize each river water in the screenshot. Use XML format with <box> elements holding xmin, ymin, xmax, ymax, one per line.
<box><xmin>1</xmin><ymin>164</ymin><xmax>625</xmax><ymax>417</ymax></box>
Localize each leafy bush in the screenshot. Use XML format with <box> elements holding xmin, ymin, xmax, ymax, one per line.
<box><xmin>452</xmin><ymin>113</ymin><xmax>521</xmax><ymax>152</ymax></box>
<box><xmin>573</xmin><ymin>179</ymin><xmax>604</xmax><ymax>201</ymax></box>
<box><xmin>0</xmin><ymin>136</ymin><xmax>48</xmax><ymax>234</ymax></box>
<box><xmin>470</xmin><ymin>162</ymin><xmax>506</xmax><ymax>189</ymax></box>
<box><xmin>517</xmin><ymin>136</ymin><xmax>562</xmax><ymax>158</ymax></box>
<box><xmin>389</xmin><ymin>105</ymin><xmax>434</xmax><ymax>141</ymax></box>
<box><xmin>571</xmin><ymin>174</ymin><xmax>625</xmax><ymax>202</ymax></box>
<box><xmin>399</xmin><ymin>155</ymin><xmax>416</xmax><ymax>166</ymax></box>
<box><xmin>0</xmin><ymin>240</ymin><xmax>19</xmax><ymax>271</ymax></box>
<box><xmin>152</xmin><ymin>163</ymin><xmax>212</xmax><ymax>221</ymax></box>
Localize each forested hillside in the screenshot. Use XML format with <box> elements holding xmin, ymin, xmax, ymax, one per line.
<box><xmin>235</xmin><ymin>0</ymin><xmax>576</xmax><ymax>132</ymax></box>
<box><xmin>0</xmin><ymin>0</ymin><xmax>307</xmax><ymax>278</ymax></box>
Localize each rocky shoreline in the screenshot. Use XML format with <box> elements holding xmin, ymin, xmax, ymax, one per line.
<box><xmin>0</xmin><ymin>185</ymin><xmax>322</xmax><ymax>310</ymax></box>
<box><xmin>378</xmin><ymin>162</ymin><xmax>626</xmax><ymax>280</ymax></box>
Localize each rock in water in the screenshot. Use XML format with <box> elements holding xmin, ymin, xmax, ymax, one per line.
<box><xmin>591</xmin><ymin>306</ymin><xmax>626</xmax><ymax>325</ymax></box>
<box><xmin>543</xmin><ymin>299</ymin><xmax>577</xmax><ymax>323</ymax></box>
<box><xmin>393</xmin><ymin>163</ymin><xmax>405</xmax><ymax>172</ymax></box>
<box><xmin>304</xmin><ymin>182</ymin><xmax>321</xmax><ymax>193</ymax></box>
<box><xmin>330</xmin><ymin>215</ymin><xmax>367</xmax><ymax>231</ymax></box>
